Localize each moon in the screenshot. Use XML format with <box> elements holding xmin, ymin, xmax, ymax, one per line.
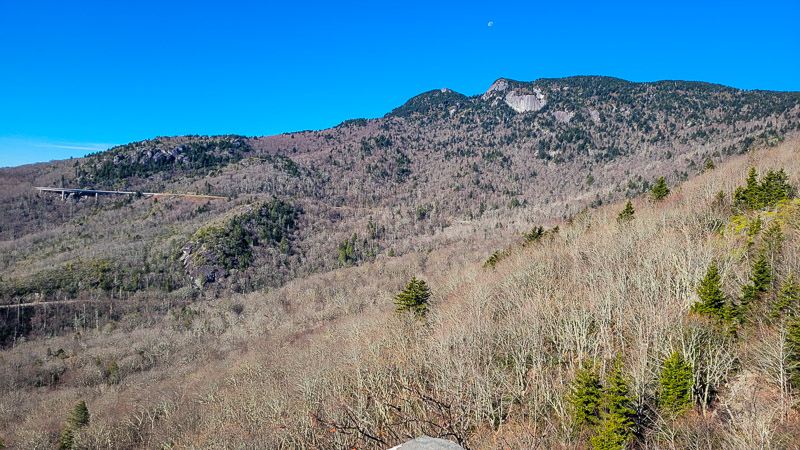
<box><xmin>488</xmin><ymin>21</ymin><xmax>493</xmax><ymax>27</ymax></box>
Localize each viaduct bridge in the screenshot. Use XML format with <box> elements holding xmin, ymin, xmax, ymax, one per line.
<box><xmin>35</xmin><ymin>187</ymin><xmax>226</xmax><ymax>201</ymax></box>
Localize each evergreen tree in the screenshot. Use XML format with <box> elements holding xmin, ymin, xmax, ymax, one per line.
<box><xmin>603</xmin><ymin>360</ymin><xmax>636</xmax><ymax>427</ymax></box>
<box><xmin>740</xmin><ymin>251</ymin><xmax>772</xmax><ymax>310</ymax></box>
<box><xmin>703</xmin><ymin>156</ymin><xmax>716</xmax><ymax>171</ymax></box>
<box><xmin>568</xmin><ymin>361</ymin><xmax>602</xmax><ymax>427</ymax></box>
<box><xmin>762</xmin><ymin>221</ymin><xmax>785</xmax><ymax>257</ymax></box>
<box><xmin>617</xmin><ymin>201</ymin><xmax>635</xmax><ymax>223</ymax></box>
<box><xmin>787</xmin><ymin>317</ymin><xmax>800</xmax><ymax>389</ymax></box>
<box><xmin>60</xmin><ymin>401</ymin><xmax>90</xmax><ymax>449</ymax></box>
<box><xmin>761</xmin><ymin>168</ymin><xmax>792</xmax><ymax>207</ymax></box>
<box><xmin>735</xmin><ymin>167</ymin><xmax>762</xmax><ymax>209</ymax></box>
<box><xmin>59</xmin><ymin>428</ymin><xmax>75</xmax><ymax>450</ymax></box>
<box><xmin>747</xmin><ymin>215</ymin><xmax>763</xmax><ymax>237</ymax></box>
<box><xmin>67</xmin><ymin>400</ymin><xmax>90</xmax><ymax>429</ymax></box>
<box><xmin>773</xmin><ymin>273</ymin><xmax>800</xmax><ymax>318</ymax></box>
<box><xmin>394</xmin><ymin>277</ymin><xmax>431</xmax><ymax>318</ymax></box>
<box><xmin>692</xmin><ymin>260</ymin><xmax>726</xmax><ymax>320</ymax></box>
<box><xmin>591</xmin><ymin>359</ymin><xmax>636</xmax><ymax>449</ymax></box>
<box><xmin>734</xmin><ymin>167</ymin><xmax>794</xmax><ymax>210</ymax></box>
<box><xmin>659</xmin><ymin>352</ymin><xmax>693</xmax><ymax>415</ymax></box>
<box><xmin>750</xmin><ymin>251</ymin><xmax>772</xmax><ymax>294</ymax></box>
<box><xmin>591</xmin><ymin>414</ymin><xmax>632</xmax><ymax>450</ymax></box>
<box><xmin>651</xmin><ymin>177</ymin><xmax>670</xmax><ymax>201</ymax></box>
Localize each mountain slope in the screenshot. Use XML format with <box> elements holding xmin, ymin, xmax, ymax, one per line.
<box><xmin>2</xmin><ymin>138</ymin><xmax>799</xmax><ymax>448</ymax></box>
<box><xmin>1</xmin><ymin>76</ymin><xmax>799</xmax><ymax>342</ymax></box>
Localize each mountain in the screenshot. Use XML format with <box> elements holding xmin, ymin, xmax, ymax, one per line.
<box><xmin>2</xmin><ymin>76</ymin><xmax>799</xmax><ymax>338</ymax></box>
<box><xmin>1</xmin><ymin>76</ymin><xmax>800</xmax><ymax>447</ymax></box>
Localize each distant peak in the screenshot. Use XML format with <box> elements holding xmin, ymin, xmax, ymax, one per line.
<box><xmin>483</xmin><ymin>78</ymin><xmax>510</xmax><ymax>99</ymax></box>
<box><xmin>481</xmin><ymin>78</ymin><xmax>546</xmax><ymax>113</ymax></box>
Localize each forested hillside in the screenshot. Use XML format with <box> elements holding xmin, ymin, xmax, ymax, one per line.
<box><xmin>1</xmin><ymin>76</ymin><xmax>800</xmax><ymax>448</ymax></box>
<box><xmin>2</xmin><ymin>138</ymin><xmax>800</xmax><ymax>448</ymax></box>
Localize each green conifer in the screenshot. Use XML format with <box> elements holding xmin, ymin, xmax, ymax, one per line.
<box><xmin>603</xmin><ymin>360</ymin><xmax>636</xmax><ymax>426</ymax></box>
<box><xmin>761</xmin><ymin>168</ymin><xmax>792</xmax><ymax>207</ymax></box>
<box><xmin>692</xmin><ymin>260</ymin><xmax>726</xmax><ymax>319</ymax></box>
<box><xmin>59</xmin><ymin>401</ymin><xmax>90</xmax><ymax>449</ymax></box>
<box><xmin>773</xmin><ymin>273</ymin><xmax>800</xmax><ymax>318</ymax></box>
<box><xmin>734</xmin><ymin>167</ymin><xmax>794</xmax><ymax>210</ymax></box>
<box><xmin>735</xmin><ymin>167</ymin><xmax>763</xmax><ymax>209</ymax></box>
<box><xmin>617</xmin><ymin>201</ymin><xmax>635</xmax><ymax>223</ymax></box>
<box><xmin>394</xmin><ymin>277</ymin><xmax>431</xmax><ymax>318</ymax></box>
<box><xmin>659</xmin><ymin>352</ymin><xmax>693</xmax><ymax>415</ymax></box>
<box><xmin>740</xmin><ymin>251</ymin><xmax>772</xmax><ymax>310</ymax></box>
<box><xmin>651</xmin><ymin>177</ymin><xmax>670</xmax><ymax>201</ymax></box>
<box><xmin>591</xmin><ymin>358</ymin><xmax>636</xmax><ymax>449</ymax></box>
<box><xmin>703</xmin><ymin>156</ymin><xmax>716</xmax><ymax>171</ymax></box>
<box><xmin>68</xmin><ymin>400</ymin><xmax>90</xmax><ymax>428</ymax></box>
<box><xmin>591</xmin><ymin>414</ymin><xmax>632</xmax><ymax>450</ymax></box>
<box><xmin>787</xmin><ymin>318</ymin><xmax>800</xmax><ymax>389</ymax></box>
<box><xmin>762</xmin><ymin>221</ymin><xmax>785</xmax><ymax>257</ymax></box>
<box><xmin>59</xmin><ymin>429</ymin><xmax>75</xmax><ymax>450</ymax></box>
<box><xmin>568</xmin><ymin>361</ymin><xmax>603</xmax><ymax>427</ymax></box>
<box><xmin>751</xmin><ymin>252</ymin><xmax>772</xmax><ymax>293</ymax></box>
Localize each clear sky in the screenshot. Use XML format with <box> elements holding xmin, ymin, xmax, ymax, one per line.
<box><xmin>1</xmin><ymin>0</ymin><xmax>798</xmax><ymax>167</ymax></box>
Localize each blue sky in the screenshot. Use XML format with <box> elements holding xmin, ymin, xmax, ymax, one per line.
<box><xmin>1</xmin><ymin>0</ymin><xmax>798</xmax><ymax>167</ymax></box>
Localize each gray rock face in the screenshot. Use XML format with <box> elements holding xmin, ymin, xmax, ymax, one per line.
<box><xmin>505</xmin><ymin>88</ymin><xmax>546</xmax><ymax>113</ymax></box>
<box><xmin>389</xmin><ymin>435</ymin><xmax>465</xmax><ymax>450</ymax></box>
<box><xmin>554</xmin><ymin>110</ymin><xmax>575</xmax><ymax>123</ymax></box>
<box><xmin>482</xmin><ymin>78</ymin><xmax>509</xmax><ymax>99</ymax></box>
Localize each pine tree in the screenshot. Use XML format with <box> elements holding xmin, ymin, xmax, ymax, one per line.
<box><xmin>692</xmin><ymin>260</ymin><xmax>726</xmax><ymax>320</ymax></box>
<box><xmin>762</xmin><ymin>221</ymin><xmax>785</xmax><ymax>257</ymax></box>
<box><xmin>659</xmin><ymin>352</ymin><xmax>693</xmax><ymax>415</ymax></box>
<box><xmin>394</xmin><ymin>277</ymin><xmax>431</xmax><ymax>318</ymax></box>
<box><xmin>617</xmin><ymin>201</ymin><xmax>635</xmax><ymax>223</ymax></box>
<box><xmin>591</xmin><ymin>414</ymin><xmax>632</xmax><ymax>450</ymax></box>
<box><xmin>734</xmin><ymin>167</ymin><xmax>794</xmax><ymax>210</ymax></box>
<box><xmin>591</xmin><ymin>359</ymin><xmax>636</xmax><ymax>449</ymax></box>
<box><xmin>651</xmin><ymin>177</ymin><xmax>670</xmax><ymax>201</ymax></box>
<box><xmin>761</xmin><ymin>168</ymin><xmax>792</xmax><ymax>207</ymax></box>
<box><xmin>772</xmin><ymin>273</ymin><xmax>800</xmax><ymax>318</ymax></box>
<box><xmin>740</xmin><ymin>251</ymin><xmax>772</xmax><ymax>310</ymax></box>
<box><xmin>787</xmin><ymin>318</ymin><xmax>800</xmax><ymax>389</ymax></box>
<box><xmin>60</xmin><ymin>401</ymin><xmax>90</xmax><ymax>449</ymax></box>
<box><xmin>703</xmin><ymin>156</ymin><xmax>716</xmax><ymax>171</ymax></box>
<box><xmin>59</xmin><ymin>428</ymin><xmax>75</xmax><ymax>450</ymax></box>
<box><xmin>735</xmin><ymin>167</ymin><xmax>763</xmax><ymax>209</ymax></box>
<box><xmin>568</xmin><ymin>361</ymin><xmax>602</xmax><ymax>427</ymax></box>
<box><xmin>751</xmin><ymin>252</ymin><xmax>772</xmax><ymax>293</ymax></box>
<box><xmin>604</xmin><ymin>360</ymin><xmax>636</xmax><ymax>427</ymax></box>
<box><xmin>67</xmin><ymin>400</ymin><xmax>90</xmax><ymax>429</ymax></box>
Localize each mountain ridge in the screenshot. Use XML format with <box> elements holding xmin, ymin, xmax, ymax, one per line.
<box><xmin>2</xmin><ymin>75</ymin><xmax>799</xmax><ymax>307</ymax></box>
<box><xmin>3</xmin><ymin>75</ymin><xmax>800</xmax><ymax>447</ymax></box>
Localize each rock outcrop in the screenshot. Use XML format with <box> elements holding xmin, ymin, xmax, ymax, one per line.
<box><xmin>483</xmin><ymin>78</ymin><xmax>547</xmax><ymax>113</ymax></box>
<box><xmin>389</xmin><ymin>435</ymin><xmax>464</xmax><ymax>450</ymax></box>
